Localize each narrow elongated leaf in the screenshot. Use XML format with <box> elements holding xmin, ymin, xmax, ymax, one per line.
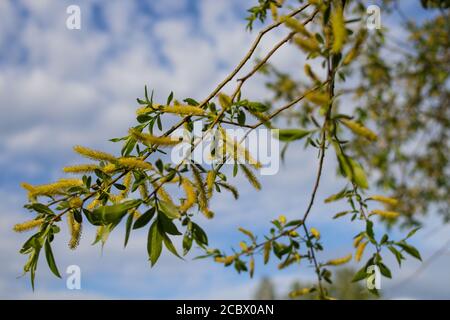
<box><xmin>182</xmin><ymin>233</ymin><xmax>193</xmax><ymax>255</ymax></box>
<box><xmin>133</xmin><ymin>207</ymin><xmax>155</xmax><ymax>229</ymax></box>
<box><xmin>162</xmin><ymin>233</ymin><xmax>182</xmax><ymax>259</ymax></box>
<box><xmin>158</xmin><ymin>200</ymin><xmax>180</xmax><ymax>220</ymax></box>
<box><xmin>192</xmin><ymin>223</ymin><xmax>208</xmax><ymax>246</ymax></box>
<box><xmin>86</xmin><ymin>200</ymin><xmax>141</xmax><ymax>226</ymax></box>
<box><xmin>147</xmin><ymin>221</ymin><xmax>163</xmax><ymax>266</ymax></box>
<box><xmin>396</xmin><ymin>242</ymin><xmax>422</xmax><ymax>261</ymax></box>
<box><xmin>44</xmin><ymin>240</ymin><xmax>61</xmax><ymax>278</ymax></box>
<box><xmin>158</xmin><ymin>213</ymin><xmax>181</xmax><ymax>235</ymax></box>
<box><xmin>124</xmin><ymin>212</ymin><xmax>134</xmax><ymax>248</ymax></box>
<box><xmin>277</xmin><ymin>129</ymin><xmax>311</xmax><ymax>142</ymax></box>
<box><xmin>378</xmin><ymin>262</ymin><xmax>392</xmax><ymax>278</ymax></box>
<box><xmin>352</xmin><ymin>265</ymin><xmax>368</xmax><ymax>282</ymax></box>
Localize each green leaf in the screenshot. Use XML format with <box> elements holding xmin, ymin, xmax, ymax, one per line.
<box><xmin>147</xmin><ymin>221</ymin><xmax>163</xmax><ymax>266</ymax></box>
<box><xmin>277</xmin><ymin>129</ymin><xmax>311</xmax><ymax>142</ymax></box>
<box><xmin>263</xmin><ymin>241</ymin><xmax>271</xmax><ymax>264</ymax></box>
<box><xmin>86</xmin><ymin>200</ymin><xmax>141</xmax><ymax>226</ymax></box>
<box><xmin>133</xmin><ymin>207</ymin><xmax>156</xmax><ymax>229</ymax></box>
<box><xmin>162</xmin><ymin>232</ymin><xmax>182</xmax><ymax>259</ymax></box>
<box><xmin>396</xmin><ymin>242</ymin><xmax>422</xmax><ymax>261</ymax></box>
<box><xmin>114</xmin><ymin>183</ymin><xmax>127</xmax><ymax>191</ymax></box>
<box><xmin>182</xmin><ymin>233</ymin><xmax>193</xmax><ymax>255</ymax></box>
<box><xmin>366</xmin><ymin>220</ymin><xmax>375</xmax><ymax>242</ymax></box>
<box><xmin>333</xmin><ymin>210</ymin><xmax>351</xmax><ymax>219</ymax></box>
<box><xmin>29</xmin><ymin>203</ymin><xmax>54</xmax><ymax>215</ymax></box>
<box><xmin>349</xmin><ymin>159</ymin><xmax>368</xmax><ymax>189</ymax></box>
<box><xmin>44</xmin><ymin>240</ymin><xmax>61</xmax><ymax>278</ymax></box>
<box><xmin>406</xmin><ymin>227</ymin><xmax>421</xmax><ymax>239</ymax></box>
<box><xmin>246</xmin><ymin>101</ymin><xmax>269</xmax><ymax>112</ymax></box>
<box><xmin>237</xmin><ymin>110</ymin><xmax>246</xmax><ymax>125</ymax></box>
<box><xmin>158</xmin><ymin>213</ymin><xmax>182</xmax><ymax>235</ymax></box>
<box><xmin>352</xmin><ymin>265</ymin><xmax>368</xmax><ymax>282</ymax></box>
<box><xmin>388</xmin><ymin>245</ymin><xmax>404</xmax><ymax>266</ymax></box>
<box><xmin>166</xmin><ymin>91</ymin><xmax>174</xmax><ymax>105</ymax></box>
<box><xmin>324</xmin><ymin>187</ymin><xmax>347</xmax><ymax>203</ymax></box>
<box><xmin>183</xmin><ymin>98</ymin><xmax>199</xmax><ymax>106</ymax></box>
<box><xmin>285</xmin><ymin>219</ymin><xmax>303</xmax><ymax>227</ymax></box>
<box><xmin>158</xmin><ymin>200</ymin><xmax>180</xmax><ymax>220</ymax></box>
<box><xmin>378</xmin><ymin>262</ymin><xmax>392</xmax><ymax>278</ymax></box>
<box><xmin>192</xmin><ymin>222</ymin><xmax>208</xmax><ymax>246</ymax></box>
<box><xmin>124</xmin><ymin>212</ymin><xmax>134</xmax><ymax>248</ymax></box>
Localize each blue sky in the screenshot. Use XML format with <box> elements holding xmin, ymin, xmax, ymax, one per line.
<box><xmin>0</xmin><ymin>0</ymin><xmax>448</xmax><ymax>299</ymax></box>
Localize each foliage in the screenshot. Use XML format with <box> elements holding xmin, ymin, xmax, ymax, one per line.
<box><xmin>14</xmin><ymin>0</ymin><xmax>448</xmax><ymax>298</ymax></box>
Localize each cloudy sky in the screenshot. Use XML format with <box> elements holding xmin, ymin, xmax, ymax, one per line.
<box><xmin>0</xmin><ymin>0</ymin><xmax>448</xmax><ymax>299</ymax></box>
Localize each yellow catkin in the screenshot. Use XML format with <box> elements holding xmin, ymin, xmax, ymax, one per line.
<box><xmin>69</xmin><ymin>197</ymin><xmax>83</xmax><ymax>208</ymax></box>
<box><xmin>371</xmin><ymin>209</ymin><xmax>400</xmax><ymax>219</ymax></box>
<box><xmin>151</xmin><ymin>180</ymin><xmax>174</xmax><ymax>204</ymax></box>
<box><xmin>179</xmin><ymin>178</ymin><xmax>196</xmax><ymax>212</ymax></box>
<box><xmin>270</xmin><ymin>2</ymin><xmax>278</xmax><ymax>21</ymax></box>
<box><xmin>139</xmin><ymin>182</ymin><xmax>149</xmax><ymax>200</ymax></box>
<box><xmin>343</xmin><ymin>48</ymin><xmax>358</xmax><ymax>66</ymax></box>
<box><xmin>221</xmin><ymin>128</ymin><xmax>261</xmax><ymax>169</ymax></box>
<box><xmin>13</xmin><ymin>218</ymin><xmax>44</xmax><ymax>232</ymax></box>
<box><xmin>220</xmin><ymin>182</ymin><xmax>239</xmax><ymax>199</ymax></box>
<box><xmin>304</xmin><ymin>64</ymin><xmax>320</xmax><ymax>83</ymax></box>
<box><xmin>161</xmin><ymin>105</ymin><xmax>205</xmax><ymax>116</ymax></box>
<box><xmin>67</xmin><ymin>211</ymin><xmax>82</xmax><ymax>250</ymax></box>
<box><xmin>369</xmin><ymin>195</ymin><xmax>399</xmax><ymax>207</ymax></box>
<box><xmin>343</xmin><ymin>30</ymin><xmax>366</xmax><ymax>66</ymax></box>
<box><xmin>201</xmin><ymin>208</ymin><xmax>215</xmax><ymax>219</ymax></box>
<box><xmin>28</xmin><ymin>179</ymin><xmax>83</xmax><ymax>197</ymax></box>
<box><xmin>136</xmin><ymin>104</ymin><xmax>162</xmax><ymax>115</ymax></box>
<box><xmin>206</xmin><ymin>171</ymin><xmax>216</xmax><ymax>199</ymax></box>
<box><xmin>289</xmin><ymin>230</ymin><xmax>299</xmax><ymax>237</ymax></box>
<box><xmin>216</xmin><ymin>256</ymin><xmax>237</xmax><ymax>265</ymax></box>
<box><xmin>327</xmin><ymin>254</ymin><xmax>352</xmax><ymax>266</ymax></box>
<box><xmin>310</xmin><ymin>227</ymin><xmax>320</xmax><ymax>239</ymax></box>
<box><xmin>63</xmin><ymin>164</ymin><xmax>98</xmax><ymax>174</ymax></box>
<box><xmin>305</xmin><ymin>91</ymin><xmax>330</xmax><ymax>106</ymax></box>
<box><xmin>102</xmin><ymin>163</ymin><xmax>117</xmax><ymax>174</ymax></box>
<box><xmin>133</xmin><ymin>210</ymin><xmax>142</xmax><ymax>220</ymax></box>
<box><xmin>353</xmin><ymin>234</ymin><xmax>365</xmax><ymax>248</ymax></box>
<box><xmin>120</xmin><ymin>172</ymin><xmax>133</xmax><ymax>199</ymax></box>
<box><xmin>289</xmin><ymin>288</ymin><xmax>311</xmax><ymax>298</ymax></box>
<box><xmin>191</xmin><ymin>165</ymin><xmax>208</xmax><ymax>211</ymax></box>
<box><xmin>293</xmin><ymin>35</ymin><xmax>320</xmax><ymax>53</ymax></box>
<box><xmin>218</xmin><ymin>93</ymin><xmax>232</xmax><ymax>110</ymax></box>
<box><xmin>341</xmin><ymin>119</ymin><xmax>378</xmax><ymax>141</ymax></box>
<box><xmin>73</xmin><ymin>145</ymin><xmax>116</xmax><ymax>162</ymax></box>
<box><xmin>109</xmin><ymin>194</ymin><xmax>122</xmax><ymax>204</ymax></box>
<box><xmin>86</xmin><ymin>199</ymin><xmax>100</xmax><ymax>210</ymax></box>
<box><xmin>331</xmin><ymin>6</ymin><xmax>347</xmax><ymax>53</ymax></box>
<box><xmin>20</xmin><ymin>182</ymin><xmax>35</xmax><ymax>192</ymax></box>
<box><xmin>129</xmin><ymin>129</ymin><xmax>181</xmax><ymax>147</ymax></box>
<box><xmin>239</xmin><ymin>242</ymin><xmax>248</xmax><ymax>252</ymax></box>
<box><xmin>240</xmin><ymin>164</ymin><xmax>261</xmax><ymax>190</ymax></box>
<box><xmin>283</xmin><ymin>17</ymin><xmax>311</xmax><ymax>37</ymax></box>
<box><xmin>355</xmin><ymin>241</ymin><xmax>368</xmax><ymax>262</ymax></box>
<box><xmin>220</xmin><ymin>128</ymin><xmax>261</xmax><ymax>168</ymax></box>
<box><xmin>118</xmin><ymin>157</ymin><xmax>153</xmax><ymax>171</ymax></box>
<box><xmin>279</xmin><ymin>215</ymin><xmax>287</xmax><ymax>225</ymax></box>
